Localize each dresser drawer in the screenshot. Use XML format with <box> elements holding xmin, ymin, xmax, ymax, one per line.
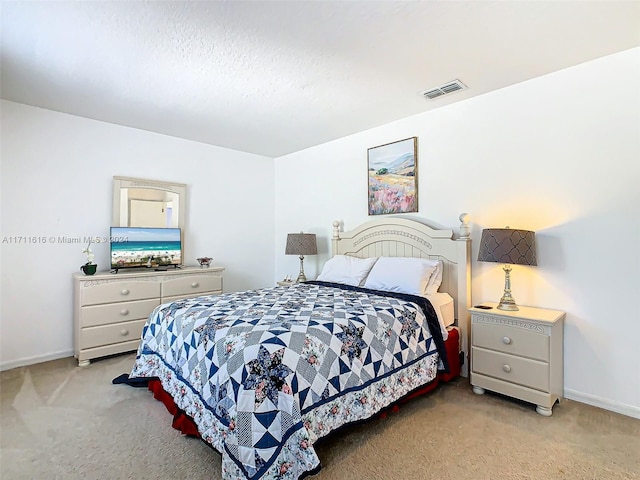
<box><xmin>473</xmin><ymin>321</ymin><xmax>549</xmax><ymax>362</ymax></box>
<box><xmin>472</xmin><ymin>347</ymin><xmax>549</xmax><ymax>392</ymax></box>
<box><xmin>161</xmin><ymin>275</ymin><xmax>222</xmax><ymax>298</ymax></box>
<box><xmin>81</xmin><ymin>280</ymin><xmax>160</xmax><ymax>306</ymax></box>
<box><xmin>162</xmin><ymin>291</ymin><xmax>221</xmax><ymax>304</ymax></box>
<box><xmin>81</xmin><ymin>298</ymin><xmax>160</xmax><ymax>328</ymax></box>
<box><xmin>80</xmin><ymin>319</ymin><xmax>147</xmax><ymax>350</ymax></box>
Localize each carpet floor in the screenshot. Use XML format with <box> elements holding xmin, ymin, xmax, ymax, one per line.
<box><xmin>1</xmin><ymin>353</ymin><xmax>638</xmax><ymax>480</ymax></box>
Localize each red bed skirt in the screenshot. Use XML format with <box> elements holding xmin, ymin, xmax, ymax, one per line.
<box><xmin>147</xmin><ymin>327</ymin><xmax>461</xmax><ymax>436</ymax></box>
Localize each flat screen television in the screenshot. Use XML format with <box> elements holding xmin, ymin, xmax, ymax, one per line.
<box><xmin>110</xmin><ymin>227</ymin><xmax>182</xmax><ymax>271</ymax></box>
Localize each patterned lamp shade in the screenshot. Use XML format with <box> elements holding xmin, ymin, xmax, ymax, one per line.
<box><xmin>285</xmin><ymin>233</ymin><xmax>318</xmax><ymax>256</ymax></box>
<box><xmin>285</xmin><ymin>233</ymin><xmax>317</xmax><ymax>283</ymax></box>
<box><xmin>478</xmin><ymin>228</ymin><xmax>537</xmax><ymax>266</ymax></box>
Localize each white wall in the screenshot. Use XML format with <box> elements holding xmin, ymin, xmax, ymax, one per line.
<box><xmin>274</xmin><ymin>48</ymin><xmax>640</xmax><ymax>418</ymax></box>
<box><xmin>0</xmin><ymin>101</ymin><xmax>275</xmax><ymax>369</ymax></box>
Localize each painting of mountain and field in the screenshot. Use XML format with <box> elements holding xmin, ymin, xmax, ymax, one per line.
<box><xmin>367</xmin><ymin>137</ymin><xmax>418</xmax><ymax>215</ymax></box>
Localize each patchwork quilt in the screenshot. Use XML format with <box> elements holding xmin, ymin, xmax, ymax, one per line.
<box><xmin>130</xmin><ymin>281</ymin><xmax>447</xmax><ymax>480</ymax></box>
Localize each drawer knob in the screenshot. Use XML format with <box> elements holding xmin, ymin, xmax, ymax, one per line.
<box><xmin>120</xmin><ymin>309</ymin><xmax>129</xmax><ymax>316</ymax></box>
<box><xmin>120</xmin><ymin>329</ymin><xmax>129</xmax><ymax>336</ymax></box>
<box><xmin>191</xmin><ymin>282</ymin><xmax>199</xmax><ymax>288</ymax></box>
<box><xmin>121</xmin><ymin>288</ymin><xmax>130</xmax><ymax>296</ymax></box>
<box><xmin>502</xmin><ymin>364</ymin><xmax>511</xmax><ymax>373</ymax></box>
<box><xmin>502</xmin><ymin>336</ymin><xmax>512</xmax><ymax>345</ymax></box>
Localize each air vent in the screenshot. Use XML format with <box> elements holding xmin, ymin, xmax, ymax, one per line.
<box><xmin>419</xmin><ymin>80</ymin><xmax>467</xmax><ymax>100</ymax></box>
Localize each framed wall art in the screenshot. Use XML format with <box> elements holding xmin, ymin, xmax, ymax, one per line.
<box><xmin>367</xmin><ymin>137</ymin><xmax>418</xmax><ymax>215</ymax></box>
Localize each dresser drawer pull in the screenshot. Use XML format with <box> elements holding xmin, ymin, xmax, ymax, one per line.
<box><xmin>120</xmin><ymin>329</ymin><xmax>129</xmax><ymax>336</ymax></box>
<box><xmin>120</xmin><ymin>309</ymin><xmax>129</xmax><ymax>316</ymax></box>
<box><xmin>191</xmin><ymin>282</ymin><xmax>199</xmax><ymax>288</ymax></box>
<box><xmin>502</xmin><ymin>364</ymin><xmax>511</xmax><ymax>373</ymax></box>
<box><xmin>502</xmin><ymin>336</ymin><xmax>512</xmax><ymax>345</ymax></box>
<box><xmin>121</xmin><ymin>288</ymin><xmax>130</xmax><ymax>296</ymax></box>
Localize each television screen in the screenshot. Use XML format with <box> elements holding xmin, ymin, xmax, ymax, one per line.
<box><xmin>110</xmin><ymin>227</ymin><xmax>182</xmax><ymax>270</ymax></box>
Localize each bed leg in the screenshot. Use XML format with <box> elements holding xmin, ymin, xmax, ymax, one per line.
<box><xmin>78</xmin><ymin>359</ymin><xmax>90</xmax><ymax>367</ymax></box>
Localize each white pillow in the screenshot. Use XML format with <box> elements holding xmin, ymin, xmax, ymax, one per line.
<box><xmin>424</xmin><ymin>259</ymin><xmax>444</xmax><ymax>295</ymax></box>
<box><xmin>425</xmin><ymin>292</ymin><xmax>455</xmax><ymax>341</ymax></box>
<box><xmin>363</xmin><ymin>257</ymin><xmax>438</xmax><ymax>296</ymax></box>
<box><xmin>316</xmin><ymin>255</ymin><xmax>378</xmax><ymax>287</ymax></box>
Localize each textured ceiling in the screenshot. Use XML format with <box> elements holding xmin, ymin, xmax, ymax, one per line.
<box><xmin>2</xmin><ymin>1</ymin><xmax>639</xmax><ymax>157</ymax></box>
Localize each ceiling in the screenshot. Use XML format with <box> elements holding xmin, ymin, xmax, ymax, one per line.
<box><xmin>2</xmin><ymin>1</ymin><xmax>639</xmax><ymax>158</ymax></box>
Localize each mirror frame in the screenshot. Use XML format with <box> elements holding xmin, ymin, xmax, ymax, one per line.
<box><xmin>112</xmin><ymin>176</ymin><xmax>186</xmax><ymax>229</ymax></box>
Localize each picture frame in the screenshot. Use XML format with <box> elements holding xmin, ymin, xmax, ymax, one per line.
<box><xmin>367</xmin><ymin>137</ymin><xmax>418</xmax><ymax>215</ymax></box>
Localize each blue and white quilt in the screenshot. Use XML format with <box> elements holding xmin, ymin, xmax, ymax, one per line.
<box><xmin>130</xmin><ymin>281</ymin><xmax>447</xmax><ymax>480</ymax></box>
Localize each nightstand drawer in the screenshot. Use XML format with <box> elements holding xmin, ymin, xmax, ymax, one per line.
<box><xmin>81</xmin><ymin>281</ymin><xmax>160</xmax><ymax>306</ymax></box>
<box><xmin>472</xmin><ymin>347</ymin><xmax>549</xmax><ymax>392</ymax></box>
<box><xmin>80</xmin><ymin>319</ymin><xmax>147</xmax><ymax>349</ymax></box>
<box><xmin>81</xmin><ymin>298</ymin><xmax>160</xmax><ymax>327</ymax></box>
<box><xmin>161</xmin><ymin>275</ymin><xmax>222</xmax><ymax>298</ymax></box>
<box><xmin>473</xmin><ymin>321</ymin><xmax>549</xmax><ymax>361</ymax></box>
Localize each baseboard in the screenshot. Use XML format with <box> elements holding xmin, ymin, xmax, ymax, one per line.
<box><xmin>564</xmin><ymin>388</ymin><xmax>640</xmax><ymax>420</ymax></box>
<box><xmin>0</xmin><ymin>349</ymin><xmax>74</xmax><ymax>372</ymax></box>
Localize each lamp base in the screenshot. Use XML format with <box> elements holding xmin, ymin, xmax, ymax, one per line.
<box><xmin>296</xmin><ymin>255</ymin><xmax>307</xmax><ymax>283</ymax></box>
<box><xmin>497</xmin><ymin>299</ymin><xmax>519</xmax><ymax>311</ymax></box>
<box><xmin>497</xmin><ymin>264</ymin><xmax>519</xmax><ymax>311</ymax></box>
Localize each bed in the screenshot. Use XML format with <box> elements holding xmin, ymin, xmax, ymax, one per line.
<box><xmin>126</xmin><ymin>215</ymin><xmax>471</xmax><ymax>480</ymax></box>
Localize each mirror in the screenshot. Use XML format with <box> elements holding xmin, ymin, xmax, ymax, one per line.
<box><xmin>112</xmin><ymin>176</ymin><xmax>186</xmax><ymax>229</ymax></box>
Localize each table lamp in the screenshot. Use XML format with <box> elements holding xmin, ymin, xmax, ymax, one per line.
<box><xmin>285</xmin><ymin>232</ymin><xmax>318</xmax><ymax>283</ymax></box>
<box><xmin>477</xmin><ymin>227</ymin><xmax>537</xmax><ymax>311</ymax></box>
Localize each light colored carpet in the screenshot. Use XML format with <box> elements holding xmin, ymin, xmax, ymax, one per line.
<box><xmin>1</xmin><ymin>353</ymin><xmax>639</xmax><ymax>480</ymax></box>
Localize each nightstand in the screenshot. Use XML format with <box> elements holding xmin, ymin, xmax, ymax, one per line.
<box><xmin>469</xmin><ymin>303</ymin><xmax>565</xmax><ymax>416</ymax></box>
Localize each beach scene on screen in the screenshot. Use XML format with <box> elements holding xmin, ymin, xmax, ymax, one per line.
<box><xmin>111</xmin><ymin>227</ymin><xmax>181</xmax><ymax>268</ymax></box>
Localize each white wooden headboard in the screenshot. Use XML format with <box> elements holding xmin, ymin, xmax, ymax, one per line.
<box><xmin>331</xmin><ymin>215</ymin><xmax>471</xmax><ymax>376</ymax></box>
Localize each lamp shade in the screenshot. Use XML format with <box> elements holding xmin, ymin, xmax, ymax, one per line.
<box><xmin>285</xmin><ymin>233</ymin><xmax>318</xmax><ymax>256</ymax></box>
<box><xmin>477</xmin><ymin>228</ymin><xmax>537</xmax><ymax>266</ymax></box>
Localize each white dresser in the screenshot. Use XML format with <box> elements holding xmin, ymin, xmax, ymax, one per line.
<box><xmin>469</xmin><ymin>303</ymin><xmax>565</xmax><ymax>416</ymax></box>
<box><xmin>73</xmin><ymin>267</ymin><xmax>224</xmax><ymax>366</ymax></box>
